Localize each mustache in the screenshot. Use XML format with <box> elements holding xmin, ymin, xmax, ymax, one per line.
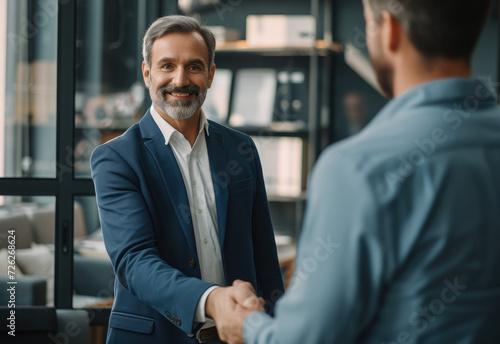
<box><xmin>158</xmin><ymin>84</ymin><xmax>201</xmax><ymax>96</ymax></box>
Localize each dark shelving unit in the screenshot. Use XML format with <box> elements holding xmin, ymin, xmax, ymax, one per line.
<box><xmin>174</xmin><ymin>0</ymin><xmax>341</xmax><ymax>237</ymax></box>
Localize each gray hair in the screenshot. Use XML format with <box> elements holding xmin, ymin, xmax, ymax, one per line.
<box><xmin>142</xmin><ymin>15</ymin><xmax>216</xmax><ymax>68</ymax></box>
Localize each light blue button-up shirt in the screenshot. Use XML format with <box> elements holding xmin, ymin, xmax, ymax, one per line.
<box><xmin>244</xmin><ymin>77</ymin><xmax>500</xmax><ymax>344</ymax></box>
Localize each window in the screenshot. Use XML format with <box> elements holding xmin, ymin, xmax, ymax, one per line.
<box><xmin>1</xmin><ymin>1</ymin><xmax>157</xmax><ymax>314</ymax></box>
<box><xmin>0</xmin><ymin>0</ymin><xmax>83</xmax><ymax>312</ymax></box>
<box><xmin>1</xmin><ymin>0</ymin><xmax>58</xmax><ymax>180</ymax></box>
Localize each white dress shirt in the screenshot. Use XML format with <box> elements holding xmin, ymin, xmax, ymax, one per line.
<box><xmin>150</xmin><ymin>105</ymin><xmax>225</xmax><ymax>329</ymax></box>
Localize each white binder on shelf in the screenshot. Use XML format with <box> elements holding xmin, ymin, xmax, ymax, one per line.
<box><xmin>229</xmin><ymin>68</ymin><xmax>277</xmax><ymax>127</ymax></box>
<box><xmin>251</xmin><ymin>136</ymin><xmax>303</xmax><ymax>198</ymax></box>
<box><xmin>203</xmin><ymin>68</ymin><xmax>232</xmax><ymax>123</ymax></box>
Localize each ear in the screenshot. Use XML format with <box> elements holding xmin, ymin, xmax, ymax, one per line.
<box><xmin>208</xmin><ymin>64</ymin><xmax>216</xmax><ymax>88</ymax></box>
<box><xmin>380</xmin><ymin>11</ymin><xmax>402</xmax><ymax>54</ymax></box>
<box><xmin>142</xmin><ymin>61</ymin><xmax>151</xmax><ymax>88</ymax></box>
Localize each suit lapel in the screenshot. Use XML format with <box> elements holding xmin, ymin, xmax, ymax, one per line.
<box><xmin>141</xmin><ymin>113</ymin><xmax>196</xmax><ymax>253</ymax></box>
<box><xmin>205</xmin><ymin>124</ymin><xmax>228</xmax><ymax>249</ymax></box>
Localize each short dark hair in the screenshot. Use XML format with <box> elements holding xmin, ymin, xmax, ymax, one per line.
<box><xmin>142</xmin><ymin>15</ymin><xmax>216</xmax><ymax>68</ymax></box>
<box><xmin>364</xmin><ymin>0</ymin><xmax>493</xmax><ymax>61</ymax></box>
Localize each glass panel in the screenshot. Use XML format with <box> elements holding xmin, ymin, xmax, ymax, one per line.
<box><xmin>73</xmin><ymin>196</ymin><xmax>114</xmax><ymax>309</ymax></box>
<box><xmin>1</xmin><ymin>0</ymin><xmax>58</xmax><ymax>178</ymax></box>
<box><xmin>74</xmin><ymin>0</ymin><xmax>150</xmax><ymax>178</ymax></box>
<box><xmin>0</xmin><ymin>195</ymin><xmax>56</xmax><ymax>306</ymax></box>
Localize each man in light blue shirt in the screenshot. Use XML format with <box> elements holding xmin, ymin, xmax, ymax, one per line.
<box><xmin>213</xmin><ymin>0</ymin><xmax>500</xmax><ymax>343</ymax></box>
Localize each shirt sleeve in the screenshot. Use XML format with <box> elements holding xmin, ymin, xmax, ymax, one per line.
<box><xmin>194</xmin><ymin>286</ymin><xmax>220</xmax><ymax>323</ymax></box>
<box><xmin>243</xmin><ymin>150</ymin><xmax>388</xmax><ymax>344</ymax></box>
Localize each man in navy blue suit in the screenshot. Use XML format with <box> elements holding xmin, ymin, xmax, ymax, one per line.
<box><xmin>91</xmin><ymin>15</ymin><xmax>284</xmax><ymax>344</ymax></box>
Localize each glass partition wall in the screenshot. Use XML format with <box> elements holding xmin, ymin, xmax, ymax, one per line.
<box><xmin>0</xmin><ymin>0</ymin><xmax>59</xmax><ymax>310</ymax></box>
<box><xmin>0</xmin><ymin>5</ymin><xmax>158</xmax><ymax>341</ymax></box>
<box><xmin>0</xmin><ymin>0</ymin><xmax>69</xmax><ymax>309</ymax></box>
<box><xmin>1</xmin><ymin>0</ymin><xmax>57</xmax><ymax>180</ymax></box>
<box><xmin>0</xmin><ymin>0</ymin><xmax>98</xmax><ymax>317</ymax></box>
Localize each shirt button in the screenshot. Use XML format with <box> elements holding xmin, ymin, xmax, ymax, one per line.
<box><xmin>204</xmin><ymin>238</ymin><xmax>208</xmax><ymax>245</ymax></box>
<box><xmin>196</xmin><ymin>208</ymin><xmax>202</xmax><ymax>214</ymax></box>
<box><xmin>189</xmin><ymin>258</ymin><xmax>196</xmax><ymax>269</ymax></box>
<box><xmin>192</xmin><ymin>180</ymin><xmax>197</xmax><ymax>185</ymax></box>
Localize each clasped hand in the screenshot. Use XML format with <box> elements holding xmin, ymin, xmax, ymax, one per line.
<box><xmin>205</xmin><ymin>280</ymin><xmax>264</xmax><ymax>344</ymax></box>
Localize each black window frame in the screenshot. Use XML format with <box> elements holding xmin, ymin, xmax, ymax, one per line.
<box><xmin>0</xmin><ymin>0</ymin><xmax>171</xmax><ymax>326</ymax></box>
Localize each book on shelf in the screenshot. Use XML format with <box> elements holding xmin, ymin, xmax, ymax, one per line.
<box><xmin>230</xmin><ymin>68</ymin><xmax>277</xmax><ymax>127</ymax></box>
<box><xmin>251</xmin><ymin>136</ymin><xmax>303</xmax><ymax>198</ymax></box>
<box><xmin>203</xmin><ymin>68</ymin><xmax>232</xmax><ymax>123</ymax></box>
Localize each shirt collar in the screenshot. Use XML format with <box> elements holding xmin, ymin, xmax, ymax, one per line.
<box><xmin>366</xmin><ymin>76</ymin><xmax>498</xmax><ymax>130</ymax></box>
<box><xmin>150</xmin><ymin>105</ymin><xmax>210</xmax><ymax>145</ymax></box>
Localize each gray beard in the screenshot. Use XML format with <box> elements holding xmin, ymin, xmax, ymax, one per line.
<box><xmin>150</xmin><ymin>88</ymin><xmax>207</xmax><ymax>120</ymax></box>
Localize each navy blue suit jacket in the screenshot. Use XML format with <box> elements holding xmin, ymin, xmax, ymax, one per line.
<box><xmin>91</xmin><ymin>111</ymin><xmax>284</xmax><ymax>343</ymax></box>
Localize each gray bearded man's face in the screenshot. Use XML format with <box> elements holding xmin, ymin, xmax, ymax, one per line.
<box><xmin>149</xmin><ymin>76</ymin><xmax>208</xmax><ymax>120</ymax></box>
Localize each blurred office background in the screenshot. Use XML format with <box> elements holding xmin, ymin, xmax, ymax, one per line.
<box><xmin>0</xmin><ymin>0</ymin><xmax>498</xmax><ymax>342</ymax></box>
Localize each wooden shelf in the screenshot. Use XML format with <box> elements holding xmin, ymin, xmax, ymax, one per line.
<box><xmin>216</xmin><ymin>40</ymin><xmax>343</xmax><ymax>56</ymax></box>
<box><xmin>267</xmin><ymin>193</ymin><xmax>307</xmax><ymax>202</ymax></box>
<box><xmin>231</xmin><ymin>121</ymin><xmax>309</xmax><ymax>137</ymax></box>
<box><xmin>75</xmin><ymin>125</ymin><xmax>132</xmax><ymax>131</ymax></box>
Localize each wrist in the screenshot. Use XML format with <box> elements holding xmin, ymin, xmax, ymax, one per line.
<box><xmin>205</xmin><ymin>286</ymin><xmax>224</xmax><ymax>319</ymax></box>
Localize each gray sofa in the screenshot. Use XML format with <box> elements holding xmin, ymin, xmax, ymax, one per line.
<box><xmin>0</xmin><ymin>203</ymin><xmax>114</xmax><ymax>307</ymax></box>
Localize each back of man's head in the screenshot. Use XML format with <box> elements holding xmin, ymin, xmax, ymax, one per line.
<box><xmin>364</xmin><ymin>0</ymin><xmax>493</xmax><ymax>62</ymax></box>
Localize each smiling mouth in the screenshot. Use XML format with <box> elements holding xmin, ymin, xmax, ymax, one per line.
<box><xmin>169</xmin><ymin>92</ymin><xmax>193</xmax><ymax>98</ymax></box>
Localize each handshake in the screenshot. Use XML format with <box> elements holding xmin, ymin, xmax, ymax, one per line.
<box><xmin>205</xmin><ymin>279</ymin><xmax>265</xmax><ymax>344</ymax></box>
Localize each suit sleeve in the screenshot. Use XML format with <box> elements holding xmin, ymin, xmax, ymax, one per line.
<box><xmin>91</xmin><ymin>144</ymin><xmax>215</xmax><ymax>334</ymax></box>
<box><xmin>243</xmin><ymin>151</ymin><xmax>387</xmax><ymax>343</ymax></box>
<box><xmin>248</xmin><ymin>138</ymin><xmax>285</xmax><ymax>313</ymax></box>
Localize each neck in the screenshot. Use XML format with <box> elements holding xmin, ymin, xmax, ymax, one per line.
<box><xmin>155</xmin><ymin>105</ymin><xmax>201</xmax><ymax>147</ymax></box>
<box><xmin>393</xmin><ymin>54</ymin><xmax>472</xmax><ymax>97</ymax></box>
